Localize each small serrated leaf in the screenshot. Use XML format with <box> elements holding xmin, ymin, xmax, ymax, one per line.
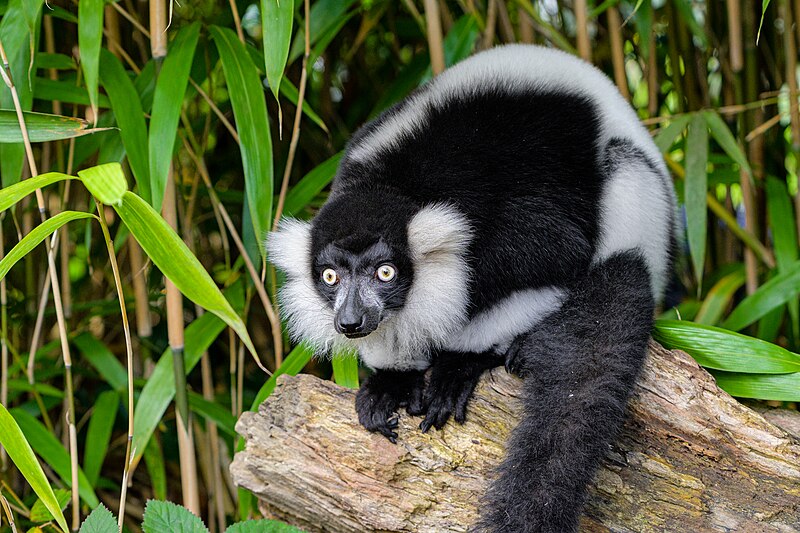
<box><xmin>79</xmin><ymin>504</ymin><xmax>118</xmax><ymax>533</ymax></box>
<box><xmin>224</xmin><ymin>519</ymin><xmax>305</xmax><ymax>533</ymax></box>
<box><xmin>142</xmin><ymin>500</ymin><xmax>209</xmax><ymax>533</ymax></box>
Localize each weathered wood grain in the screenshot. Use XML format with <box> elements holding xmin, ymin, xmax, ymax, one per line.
<box><xmin>232</xmin><ymin>342</ymin><xmax>800</xmax><ymax>532</ymax></box>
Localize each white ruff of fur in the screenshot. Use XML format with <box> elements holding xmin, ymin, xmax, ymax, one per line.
<box><xmin>267</xmin><ymin>205</ymin><xmax>473</xmax><ymax>371</ymax></box>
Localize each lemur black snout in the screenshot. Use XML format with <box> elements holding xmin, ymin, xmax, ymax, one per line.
<box><xmin>336</xmin><ymin>315</ymin><xmax>365</xmax><ymax>335</ymax></box>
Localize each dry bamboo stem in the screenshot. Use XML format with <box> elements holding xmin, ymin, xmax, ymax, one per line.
<box><xmin>727</xmin><ymin>0</ymin><xmax>744</xmax><ymax>72</ymax></box>
<box><xmin>0</xmin><ymin>38</ymin><xmax>80</xmax><ymax>532</ymax></box>
<box><xmin>228</xmin><ymin>0</ymin><xmax>245</xmax><ymax>43</ymax></box>
<box><xmin>482</xmin><ymin>0</ymin><xmax>498</xmax><ymax>49</ymax></box>
<box><xmin>518</xmin><ymin>6</ymin><xmax>535</xmax><ymax>43</ymax></box>
<box><xmin>423</xmin><ymin>0</ymin><xmax>446</xmax><ymax>75</ymax></box>
<box><xmin>574</xmin><ymin>0</ymin><xmax>591</xmax><ymax>61</ymax></box>
<box><xmin>608</xmin><ymin>6</ymin><xmax>629</xmax><ymax>100</ymax></box>
<box><xmin>495</xmin><ymin>0</ymin><xmax>515</xmax><ymax>43</ymax></box>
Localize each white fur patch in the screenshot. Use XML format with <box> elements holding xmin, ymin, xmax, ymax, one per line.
<box><xmin>348</xmin><ymin>44</ymin><xmax>664</xmax><ymax>169</ymax></box>
<box><xmin>444</xmin><ymin>287</ymin><xmax>566</xmax><ymax>354</ymax></box>
<box><xmin>267</xmin><ymin>206</ymin><xmax>473</xmax><ymax>371</ymax></box>
<box><xmin>594</xmin><ymin>159</ymin><xmax>675</xmax><ymax>300</ymax></box>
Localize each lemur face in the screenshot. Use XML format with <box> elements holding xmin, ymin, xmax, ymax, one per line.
<box><xmin>312</xmin><ymin>237</ymin><xmax>412</xmax><ymax>339</ymax></box>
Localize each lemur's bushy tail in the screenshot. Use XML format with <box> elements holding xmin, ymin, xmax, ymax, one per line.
<box><xmin>476</xmin><ymin>250</ymin><xmax>655</xmax><ymax>533</ymax></box>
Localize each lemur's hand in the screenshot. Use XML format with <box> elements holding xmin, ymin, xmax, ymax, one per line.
<box><xmin>355</xmin><ymin>369</ymin><xmax>426</xmax><ymax>443</ymax></box>
<box><xmin>420</xmin><ymin>351</ymin><xmax>503</xmax><ymax>433</ymax></box>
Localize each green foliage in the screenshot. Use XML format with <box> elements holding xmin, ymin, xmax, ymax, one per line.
<box><xmin>78</xmin><ymin>504</ymin><xmax>117</xmax><ymax>533</ymax></box>
<box><xmin>142</xmin><ymin>500</ymin><xmax>210</xmax><ymax>533</ymax></box>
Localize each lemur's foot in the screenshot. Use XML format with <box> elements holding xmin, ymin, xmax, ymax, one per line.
<box><xmin>505</xmin><ymin>334</ymin><xmax>535</xmax><ymax>377</ymax></box>
<box><xmin>420</xmin><ymin>352</ymin><xmax>503</xmax><ymax>433</ymax></box>
<box><xmin>355</xmin><ymin>369</ymin><xmax>426</xmax><ymax>443</ymax></box>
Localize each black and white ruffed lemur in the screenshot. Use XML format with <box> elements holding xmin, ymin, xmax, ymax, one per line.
<box><xmin>267</xmin><ymin>44</ymin><xmax>677</xmax><ymax>532</ymax></box>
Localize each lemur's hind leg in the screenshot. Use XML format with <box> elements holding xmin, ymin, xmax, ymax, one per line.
<box><xmin>419</xmin><ymin>351</ymin><xmax>504</xmax><ymax>433</ymax></box>
<box><xmin>478</xmin><ymin>250</ymin><xmax>654</xmax><ymax>533</ymax></box>
<box><xmin>356</xmin><ymin>369</ymin><xmax>426</xmax><ymax>443</ymax></box>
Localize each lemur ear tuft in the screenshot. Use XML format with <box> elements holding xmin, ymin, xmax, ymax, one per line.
<box><xmin>407</xmin><ymin>204</ymin><xmax>472</xmax><ymax>260</ymax></box>
<box><xmin>266</xmin><ymin>218</ymin><xmax>313</xmax><ymax>277</ymax></box>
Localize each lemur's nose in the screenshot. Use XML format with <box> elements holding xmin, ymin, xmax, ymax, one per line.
<box><xmin>336</xmin><ymin>316</ymin><xmax>366</xmax><ymax>335</ymax></box>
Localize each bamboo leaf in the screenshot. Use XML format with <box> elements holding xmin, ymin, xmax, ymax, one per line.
<box><xmin>113</xmin><ymin>191</ymin><xmax>257</xmax><ymax>358</ymax></box>
<box><xmin>702</xmin><ymin>111</ymin><xmax>752</xmax><ymax>177</ymax></box>
<box><xmin>131</xmin><ymin>309</ymin><xmax>234</xmax><ymax>465</ymax></box>
<box><xmin>765</xmin><ymin>176</ymin><xmax>799</xmax><ymax>337</ymax></box>
<box><xmin>33</xmin><ymin>77</ymin><xmax>111</xmax><ymax>108</ymax></box>
<box><xmin>72</xmin><ymin>333</ymin><xmax>128</xmax><ymax>392</ymax></box>
<box><xmin>695</xmin><ymin>268</ymin><xmax>746</xmax><ymax>325</ymax></box>
<box><xmin>289</xmin><ymin>0</ymin><xmax>358</xmax><ymax>63</ymax></box>
<box><xmin>35</xmin><ymin>53</ymin><xmax>75</xmax><ymax>70</ymax></box>
<box><xmin>711</xmin><ymin>370</ymin><xmax>800</xmax><ymax>402</ymax></box>
<box><xmin>210</xmin><ymin>26</ymin><xmax>273</xmax><ymax>254</ymax></box>
<box><xmin>0</xmin><ymin>404</ymin><xmax>69</xmax><ymax>533</ymax></box>
<box><xmin>148</xmin><ymin>21</ymin><xmax>200</xmax><ymax>211</ymax></box>
<box><xmin>685</xmin><ymin>114</ymin><xmax>708</xmax><ymax>288</ymax></box>
<box><xmin>722</xmin><ymin>261</ymin><xmax>800</xmax><ymax>331</ymax></box>
<box><xmin>78</xmin><ymin>0</ymin><xmax>104</xmax><ymax>122</ymax></box>
<box><xmin>78</xmin><ymin>162</ymin><xmax>128</xmax><ymax>206</ymax></box>
<box><xmin>82</xmin><ymin>390</ymin><xmax>119</xmax><ymax>486</ymax></box>
<box><xmin>281</xmin><ymin>152</ymin><xmax>341</xmax><ymax>216</ymax></box>
<box><xmin>279</xmin><ymin>77</ymin><xmax>328</xmax><ymax>132</ymax></box>
<box><xmin>331</xmin><ymin>354</ymin><xmax>359</xmax><ymax>389</ymax></box>
<box><xmin>187</xmin><ymin>391</ymin><xmax>236</xmax><ymax>437</ymax></box>
<box><xmin>0</xmin><ymin>172</ymin><xmax>72</xmax><ymax>212</ymax></box>
<box><xmin>11</xmin><ymin>408</ymin><xmax>100</xmax><ymax>508</ymax></box>
<box><xmin>757</xmin><ymin>0</ymin><xmax>772</xmax><ymax>43</ymax></box>
<box><xmin>654</xmin><ymin>114</ymin><xmax>692</xmax><ymax>153</ymax></box>
<box><xmin>653</xmin><ymin>320</ymin><xmax>800</xmax><ymax>374</ymax></box>
<box><xmin>672</xmin><ymin>0</ymin><xmax>708</xmax><ymax>47</ymax></box>
<box><xmin>143</xmin><ymin>436</ymin><xmax>167</xmax><ymax>501</ymax></box>
<box><xmin>0</xmin><ymin>110</ymin><xmax>111</xmax><ymax>143</ymax></box>
<box><xmin>261</xmin><ymin>0</ymin><xmax>294</xmax><ymax>102</ymax></box>
<box><xmin>29</xmin><ymin>489</ymin><xmax>70</xmax><ymax>523</ymax></box>
<box><xmin>100</xmin><ymin>49</ymin><xmax>151</xmax><ymax>202</ymax></box>
<box><xmin>250</xmin><ymin>343</ymin><xmax>314</xmax><ymax>409</ymax></box>
<box><xmin>0</xmin><ymin>211</ymin><xmax>97</xmax><ymax>282</ymax></box>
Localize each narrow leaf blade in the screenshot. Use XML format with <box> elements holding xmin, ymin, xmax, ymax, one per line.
<box><xmin>77</xmin><ymin>0</ymin><xmax>104</xmax><ymax>121</ymax></box>
<box><xmin>261</xmin><ymin>0</ymin><xmax>294</xmax><ymax>101</ymax></box>
<box><xmin>685</xmin><ymin>114</ymin><xmax>708</xmax><ymax>288</ymax></box>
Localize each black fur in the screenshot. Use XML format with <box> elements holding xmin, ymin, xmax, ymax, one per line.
<box><xmin>355</xmin><ymin>368</ymin><xmax>426</xmax><ymax>443</ymax></box>
<box><xmin>477</xmin><ymin>251</ymin><xmax>654</xmax><ymax>533</ymax></box>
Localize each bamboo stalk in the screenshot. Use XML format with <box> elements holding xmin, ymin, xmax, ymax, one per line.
<box><xmin>780</xmin><ymin>0</ymin><xmax>800</xmax><ymax>244</ymax></box>
<box><xmin>0</xmin><ymin>38</ymin><xmax>80</xmax><ymax>532</ymax></box>
<box><xmin>423</xmin><ymin>0</ymin><xmax>446</xmax><ymax>75</ymax></box>
<box><xmin>94</xmin><ymin>203</ymin><xmax>135</xmax><ymax>533</ymax></box>
<box><xmin>727</xmin><ymin>0</ymin><xmax>744</xmax><ymax>72</ymax></box>
<box><xmin>647</xmin><ymin>28</ymin><xmax>658</xmax><ymax>117</ymax></box>
<box><xmin>228</xmin><ymin>0</ymin><xmax>245</xmax><ymax>43</ymax></box>
<box><xmin>575</xmin><ymin>0</ymin><xmax>591</xmax><ymax>61</ymax></box>
<box><xmin>482</xmin><ymin>0</ymin><xmax>498</xmax><ymax>49</ymax></box>
<box><xmin>607</xmin><ymin>6</ymin><xmax>629</xmax><ymax>99</ymax></box>
<box><xmin>518</xmin><ymin>6</ymin><xmax>535</xmax><ymax>43</ymax></box>
<box><xmin>150</xmin><ymin>0</ymin><xmax>200</xmax><ymax>516</ymax></box>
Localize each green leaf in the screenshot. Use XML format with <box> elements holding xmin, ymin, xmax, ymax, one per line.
<box><xmin>83</xmin><ymin>390</ymin><xmax>119</xmax><ymax>486</ymax></box>
<box><xmin>211</xmin><ymin>26</ymin><xmax>274</xmax><ymax>254</ymax></box>
<box><xmin>288</xmin><ymin>0</ymin><xmax>358</xmax><ymax>63</ymax></box>
<box><xmin>36</xmin><ymin>52</ymin><xmax>75</xmax><ymax>70</ymax></box>
<box><xmin>250</xmin><ymin>343</ymin><xmax>314</xmax><ymax>410</ymax></box>
<box><xmin>78</xmin><ymin>162</ymin><xmax>129</xmax><ymax>206</ymax></box>
<box><xmin>72</xmin><ymin>333</ymin><xmax>128</xmax><ymax>391</ymax></box>
<box><xmin>0</xmin><ymin>211</ymin><xmax>97</xmax><ymax>282</ymax></box>
<box><xmin>29</xmin><ymin>488</ymin><xmax>70</xmax><ymax>523</ymax></box>
<box><xmin>11</xmin><ymin>408</ymin><xmax>99</xmax><ymax>508</ymax></box>
<box><xmin>694</xmin><ymin>268</ymin><xmax>746</xmax><ymax>325</ymax></box>
<box><xmin>702</xmin><ymin>111</ymin><xmax>752</xmax><ymax>177</ymax></box>
<box><xmin>78</xmin><ymin>0</ymin><xmax>104</xmax><ymax>121</ymax></box>
<box><xmin>757</xmin><ymin>0</ymin><xmax>771</xmax><ymax>43</ymax></box>
<box><xmin>187</xmin><ymin>391</ymin><xmax>236</xmax><ymax>438</ymax></box>
<box><xmin>0</xmin><ymin>110</ymin><xmax>110</xmax><ymax>143</ymax></box>
<box><xmin>279</xmin><ymin>77</ymin><xmax>327</xmax><ymax>132</ymax></box>
<box><xmin>0</xmin><ymin>171</ymin><xmax>72</xmax><ymax>212</ymax></box>
<box><xmin>143</xmin><ymin>436</ymin><xmax>167</xmax><ymax>501</ymax></box>
<box><xmin>331</xmin><ymin>354</ymin><xmax>359</xmax><ymax>389</ymax></box>
<box><xmin>261</xmin><ymin>0</ymin><xmax>294</xmax><ymax>101</ymax></box>
<box><xmin>100</xmin><ymin>49</ymin><xmax>151</xmax><ymax>202</ymax></box>
<box><xmin>33</xmin><ymin>77</ymin><xmax>111</xmax><ymax>108</ymax></box>
<box><xmin>722</xmin><ymin>260</ymin><xmax>800</xmax><ymax>331</ymax></box>
<box><xmin>148</xmin><ymin>21</ymin><xmax>201</xmax><ymax>211</ymax></box>
<box><xmin>685</xmin><ymin>114</ymin><xmax>708</xmax><ymax>288</ymax></box>
<box><xmin>224</xmin><ymin>519</ymin><xmax>304</xmax><ymax>533</ymax></box>
<box><xmin>79</xmin><ymin>504</ymin><xmax>118</xmax><ymax>533</ymax></box>
<box><xmin>131</xmin><ymin>310</ymin><xmax>231</xmax><ymax>465</ymax></box>
<box><xmin>672</xmin><ymin>0</ymin><xmax>708</xmax><ymax>47</ymax></box>
<box><xmin>142</xmin><ymin>500</ymin><xmax>210</xmax><ymax>533</ymax></box>
<box><xmin>711</xmin><ymin>370</ymin><xmax>800</xmax><ymax>402</ymax></box>
<box><xmin>421</xmin><ymin>15</ymin><xmax>479</xmax><ymax>83</ymax></box>
<box><xmin>654</xmin><ymin>114</ymin><xmax>691</xmax><ymax>153</ymax></box>
<box><xmin>281</xmin><ymin>152</ymin><xmax>341</xmax><ymax>216</ymax></box>
<box><xmin>653</xmin><ymin>320</ymin><xmax>800</xmax><ymax>374</ymax></box>
<box><xmin>0</xmin><ymin>404</ymin><xmax>69</xmax><ymax>533</ymax></box>
<box><xmin>765</xmin><ymin>176</ymin><xmax>799</xmax><ymax>338</ymax></box>
<box><xmin>114</xmin><ymin>191</ymin><xmax>257</xmax><ymax>358</ymax></box>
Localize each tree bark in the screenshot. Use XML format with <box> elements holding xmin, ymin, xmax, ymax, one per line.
<box><xmin>231</xmin><ymin>342</ymin><xmax>800</xmax><ymax>532</ymax></box>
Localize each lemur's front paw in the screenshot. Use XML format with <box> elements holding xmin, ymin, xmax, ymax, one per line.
<box><xmin>355</xmin><ymin>369</ymin><xmax>426</xmax><ymax>443</ymax></box>
<box><xmin>419</xmin><ymin>352</ymin><xmax>503</xmax><ymax>433</ymax></box>
<box><xmin>504</xmin><ymin>335</ymin><xmax>530</xmax><ymax>377</ymax></box>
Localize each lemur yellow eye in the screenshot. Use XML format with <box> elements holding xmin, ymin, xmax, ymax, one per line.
<box><xmin>376</xmin><ymin>264</ymin><xmax>396</xmax><ymax>282</ymax></box>
<box><xmin>322</xmin><ymin>268</ymin><xmax>339</xmax><ymax>286</ymax></box>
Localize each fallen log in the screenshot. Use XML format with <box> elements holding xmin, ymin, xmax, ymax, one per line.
<box><xmin>231</xmin><ymin>342</ymin><xmax>800</xmax><ymax>532</ymax></box>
